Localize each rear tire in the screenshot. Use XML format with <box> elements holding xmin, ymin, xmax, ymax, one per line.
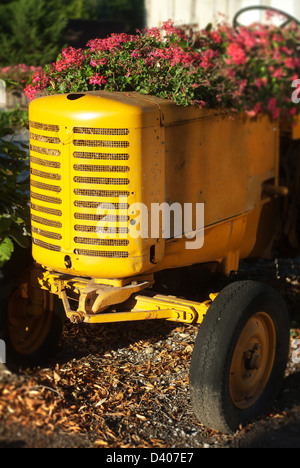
<box><xmin>189</xmin><ymin>280</ymin><xmax>290</xmax><ymax>434</ymax></box>
<box><xmin>1</xmin><ymin>264</ymin><xmax>65</xmax><ymax>371</ymax></box>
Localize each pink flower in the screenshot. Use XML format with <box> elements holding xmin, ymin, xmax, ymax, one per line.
<box><xmin>161</xmin><ymin>20</ymin><xmax>187</xmax><ymax>39</ymax></box>
<box><xmin>238</xmin><ymin>28</ymin><xmax>257</xmax><ymax>50</ymax></box>
<box><xmin>211</xmin><ymin>31</ymin><xmax>222</xmax><ymax>44</ymax></box>
<box><xmin>144</xmin><ymin>26</ymin><xmax>161</xmax><ymax>40</ymax></box>
<box><xmin>254</xmin><ymin>77</ymin><xmax>268</xmax><ymax>89</ymax></box>
<box><xmin>55</xmin><ymin>47</ymin><xmax>84</xmax><ymax>72</ymax></box>
<box><xmin>246</xmin><ymin>102</ymin><xmax>261</xmax><ymax>118</ymax></box>
<box><xmin>130</xmin><ymin>50</ymin><xmax>141</xmax><ymax>58</ymax></box>
<box><xmin>225</xmin><ymin>43</ymin><xmax>246</xmax><ymax>66</ymax></box>
<box><xmin>90</xmin><ymin>57</ymin><xmax>107</xmax><ymax>67</ymax></box>
<box><xmin>24</xmin><ymin>84</ymin><xmax>37</xmax><ymax>100</ymax></box>
<box><xmin>87</xmin><ymin>33</ymin><xmax>136</xmax><ymax>52</ymax></box>
<box><xmin>267</xmin><ymin>97</ymin><xmax>280</xmax><ymax>120</ymax></box>
<box><xmin>273</xmin><ymin>69</ymin><xmax>284</xmax><ymax>79</ymax></box>
<box><xmin>284</xmin><ymin>57</ymin><xmax>296</xmax><ymax>69</ymax></box>
<box><xmin>89</xmin><ymin>74</ymin><xmax>106</xmax><ymax>86</ymax></box>
<box><xmin>199</xmin><ymin>49</ymin><xmax>217</xmax><ymax>69</ymax></box>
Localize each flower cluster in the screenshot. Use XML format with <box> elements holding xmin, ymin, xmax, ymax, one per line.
<box><xmin>24</xmin><ymin>20</ymin><xmax>300</xmax><ymax>120</ymax></box>
<box><xmin>0</xmin><ymin>64</ymin><xmax>43</xmax><ymax>89</ymax></box>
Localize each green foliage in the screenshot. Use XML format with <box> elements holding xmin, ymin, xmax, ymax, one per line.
<box><xmin>0</xmin><ymin>108</ymin><xmax>29</xmax><ymax>130</ymax></box>
<box><xmin>0</xmin><ymin>128</ymin><xmax>30</xmax><ymax>268</ymax></box>
<box><xmin>0</xmin><ymin>0</ymin><xmax>145</xmax><ymax>67</ymax></box>
<box><xmin>0</xmin><ymin>0</ymin><xmax>67</xmax><ymax>66</ymax></box>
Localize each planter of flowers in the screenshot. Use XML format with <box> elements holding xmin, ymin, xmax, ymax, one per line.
<box><xmin>24</xmin><ymin>19</ymin><xmax>300</xmax><ymax>123</ymax></box>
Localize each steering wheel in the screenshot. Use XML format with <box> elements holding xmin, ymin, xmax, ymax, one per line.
<box><xmin>233</xmin><ymin>5</ymin><xmax>300</xmax><ymax>28</ymax></box>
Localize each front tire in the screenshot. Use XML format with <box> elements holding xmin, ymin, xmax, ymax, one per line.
<box><xmin>189</xmin><ymin>280</ymin><xmax>290</xmax><ymax>434</ymax></box>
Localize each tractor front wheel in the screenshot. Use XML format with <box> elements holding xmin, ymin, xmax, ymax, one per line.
<box><xmin>189</xmin><ymin>280</ymin><xmax>290</xmax><ymax>434</ymax></box>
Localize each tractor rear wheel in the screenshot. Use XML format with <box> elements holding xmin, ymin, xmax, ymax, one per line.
<box><xmin>1</xmin><ymin>264</ymin><xmax>65</xmax><ymax>370</ymax></box>
<box><xmin>189</xmin><ymin>280</ymin><xmax>290</xmax><ymax>434</ymax></box>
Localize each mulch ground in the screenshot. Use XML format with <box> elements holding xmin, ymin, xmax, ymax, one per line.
<box><xmin>0</xmin><ymin>257</ymin><xmax>300</xmax><ymax>449</ymax></box>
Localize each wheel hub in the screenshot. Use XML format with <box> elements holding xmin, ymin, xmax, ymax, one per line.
<box><xmin>229</xmin><ymin>312</ymin><xmax>276</xmax><ymax>410</ymax></box>
<box><xmin>244</xmin><ymin>343</ymin><xmax>262</xmax><ymax>370</ymax></box>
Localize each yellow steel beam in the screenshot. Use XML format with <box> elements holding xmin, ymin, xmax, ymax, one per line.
<box><xmin>83</xmin><ymin>293</ymin><xmax>213</xmax><ymax>325</ymax></box>
<box><xmin>37</xmin><ymin>266</ymin><xmax>215</xmax><ymax>325</ymax></box>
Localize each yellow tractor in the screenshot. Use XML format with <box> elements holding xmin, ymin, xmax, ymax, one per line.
<box><xmin>2</xmin><ymin>6</ymin><xmax>300</xmax><ymax>434</ymax></box>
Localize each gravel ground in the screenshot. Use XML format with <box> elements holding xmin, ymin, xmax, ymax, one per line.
<box><xmin>0</xmin><ymin>256</ymin><xmax>300</xmax><ymax>449</ymax></box>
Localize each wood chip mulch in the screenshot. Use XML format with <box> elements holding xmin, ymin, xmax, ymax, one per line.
<box><xmin>1</xmin><ymin>258</ymin><xmax>300</xmax><ymax>448</ymax></box>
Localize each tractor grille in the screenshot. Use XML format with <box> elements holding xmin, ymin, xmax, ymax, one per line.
<box><xmin>72</xmin><ymin>126</ymin><xmax>131</xmax><ymax>259</ymax></box>
<box><xmin>30</xmin><ymin>121</ymin><xmax>131</xmax><ymax>259</ymax></box>
<box><xmin>30</xmin><ymin>120</ymin><xmax>63</xmax><ymax>253</ymax></box>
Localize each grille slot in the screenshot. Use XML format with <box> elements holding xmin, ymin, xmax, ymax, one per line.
<box><xmin>73</xmin><ymin>164</ymin><xmax>129</xmax><ymax>173</ymax></box>
<box><xmin>31</xmin><ymin>214</ymin><xmax>62</xmax><ymax>229</ymax></box>
<box><xmin>74</xmin><ymin>225</ymin><xmax>129</xmax><ymax>234</ymax></box>
<box><xmin>30</xmin><ymin>145</ymin><xmax>61</xmax><ymax>156</ymax></box>
<box><xmin>31</xmin><ymin>156</ymin><xmax>61</xmax><ymax>169</ymax></box>
<box><xmin>33</xmin><ymin>238</ymin><xmax>61</xmax><ymax>252</ymax></box>
<box><xmin>73</xmin><ymin>152</ymin><xmax>129</xmax><ymax>161</ymax></box>
<box><xmin>74</xmin><ymin>200</ymin><xmax>129</xmax><ymax>209</ymax></box>
<box><xmin>73</xmin><ymin>127</ymin><xmax>129</xmax><ymax>136</ymax></box>
<box><xmin>73</xmin><ymin>139</ymin><xmax>129</xmax><ymax>148</ymax></box>
<box><xmin>74</xmin><ymin>189</ymin><xmax>129</xmax><ymax>198</ymax></box>
<box><xmin>29</xmin><ymin>121</ymin><xmax>59</xmax><ymax>132</ymax></box>
<box><xmin>74</xmin><ymin>176</ymin><xmax>129</xmax><ymax>185</ymax></box>
<box><xmin>31</xmin><ymin>191</ymin><xmax>62</xmax><ymax>205</ymax></box>
<box><xmin>31</xmin><ymin>203</ymin><xmax>62</xmax><ymax>217</ymax></box>
<box><xmin>74</xmin><ymin>249</ymin><xmax>129</xmax><ymax>258</ymax></box>
<box><xmin>30</xmin><ymin>132</ymin><xmax>60</xmax><ymax>144</ymax></box>
<box><xmin>31</xmin><ymin>168</ymin><xmax>61</xmax><ymax>181</ymax></box>
<box><xmin>74</xmin><ymin>213</ymin><xmax>129</xmax><ymax>222</ymax></box>
<box><xmin>74</xmin><ymin>237</ymin><xmax>129</xmax><ymax>246</ymax></box>
<box><xmin>31</xmin><ymin>180</ymin><xmax>61</xmax><ymax>193</ymax></box>
<box><xmin>32</xmin><ymin>226</ymin><xmax>62</xmax><ymax>240</ymax></box>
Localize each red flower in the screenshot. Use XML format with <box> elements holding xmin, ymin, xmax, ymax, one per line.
<box><xmin>89</xmin><ymin>74</ymin><xmax>106</xmax><ymax>86</ymax></box>
<box><xmin>284</xmin><ymin>57</ymin><xmax>296</xmax><ymax>69</ymax></box>
<box><xmin>225</xmin><ymin>43</ymin><xmax>246</xmax><ymax>66</ymax></box>
<box><xmin>55</xmin><ymin>47</ymin><xmax>84</xmax><ymax>72</ymax></box>
<box><xmin>199</xmin><ymin>49</ymin><xmax>217</xmax><ymax>69</ymax></box>
<box><xmin>267</xmin><ymin>97</ymin><xmax>280</xmax><ymax>120</ymax></box>
<box><xmin>246</xmin><ymin>102</ymin><xmax>261</xmax><ymax>118</ymax></box>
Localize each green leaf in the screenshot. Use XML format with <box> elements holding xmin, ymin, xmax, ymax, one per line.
<box><xmin>0</xmin><ymin>236</ymin><xmax>14</xmax><ymax>267</ymax></box>
<box><xmin>9</xmin><ymin>227</ymin><xmax>30</xmax><ymax>248</ymax></box>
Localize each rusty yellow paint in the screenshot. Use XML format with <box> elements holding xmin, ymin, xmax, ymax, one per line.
<box><xmin>83</xmin><ymin>293</ymin><xmax>212</xmax><ymax>325</ymax></box>
<box><xmin>37</xmin><ymin>267</ymin><xmax>212</xmax><ymax>325</ymax></box>
<box><xmin>29</xmin><ymin>91</ymin><xmax>165</xmax><ymax>280</ymax></box>
<box><xmin>28</xmin><ymin>91</ymin><xmax>289</xmax><ymax>325</ymax></box>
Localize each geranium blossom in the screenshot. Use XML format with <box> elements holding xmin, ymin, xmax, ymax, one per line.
<box><xmin>225</xmin><ymin>43</ymin><xmax>247</xmax><ymax>66</ymax></box>
<box><xmin>55</xmin><ymin>47</ymin><xmax>84</xmax><ymax>72</ymax></box>
<box><xmin>90</xmin><ymin>58</ymin><xmax>107</xmax><ymax>67</ymax></box>
<box><xmin>89</xmin><ymin>74</ymin><xmax>106</xmax><ymax>86</ymax></box>
<box><xmin>24</xmin><ymin>20</ymin><xmax>300</xmax><ymax>121</ymax></box>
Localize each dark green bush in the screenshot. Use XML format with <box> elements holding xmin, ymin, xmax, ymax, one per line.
<box><xmin>0</xmin><ymin>128</ymin><xmax>30</xmax><ymax>267</ymax></box>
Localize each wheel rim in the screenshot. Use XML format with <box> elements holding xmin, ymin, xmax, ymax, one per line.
<box><xmin>230</xmin><ymin>312</ymin><xmax>276</xmax><ymax>410</ymax></box>
<box><xmin>7</xmin><ymin>269</ymin><xmax>54</xmax><ymax>356</ymax></box>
